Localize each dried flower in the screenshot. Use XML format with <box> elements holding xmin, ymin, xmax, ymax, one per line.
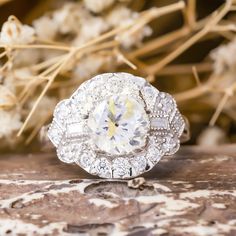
<box><xmin>1</xmin><ymin>73</ymin><xmax>15</xmax><ymax>93</ymax></box>
<box><xmin>73</xmin><ymin>54</ymin><xmax>113</xmax><ymax>79</ymax></box>
<box><xmin>117</xmin><ymin>25</ymin><xmax>152</xmax><ymax>49</ymax></box>
<box><xmin>0</xmin><ymin>109</ymin><xmax>22</xmax><ymax>139</ymax></box>
<box><xmin>0</xmin><ymin>86</ymin><xmax>16</xmax><ymax>109</ymax></box>
<box><xmin>211</xmin><ymin>38</ymin><xmax>236</xmax><ymax>75</ymax></box>
<box><xmin>84</xmin><ymin>0</ymin><xmax>115</xmax><ymax>13</ymax></box>
<box><xmin>106</xmin><ymin>5</ymin><xmax>152</xmax><ymax>48</ymax></box>
<box><xmin>0</xmin><ymin>16</ymin><xmax>35</xmax><ymax>45</ymax></box>
<box><xmin>53</xmin><ymin>3</ymin><xmax>82</xmax><ymax>34</ymax></box>
<box><xmin>73</xmin><ymin>16</ymin><xmax>109</xmax><ymax>46</ymax></box>
<box><xmin>106</xmin><ymin>5</ymin><xmax>135</xmax><ymax>27</ymax></box>
<box><xmin>33</xmin><ymin>16</ymin><xmax>58</xmax><ymax>41</ymax></box>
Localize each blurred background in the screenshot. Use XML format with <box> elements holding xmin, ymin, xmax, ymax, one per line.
<box><xmin>0</xmin><ymin>0</ymin><xmax>235</xmax><ymax>152</ymax></box>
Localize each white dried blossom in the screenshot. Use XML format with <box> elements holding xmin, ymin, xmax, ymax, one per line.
<box><xmin>0</xmin><ymin>16</ymin><xmax>35</xmax><ymax>45</ymax></box>
<box><xmin>0</xmin><ymin>110</ymin><xmax>22</xmax><ymax>138</ymax></box>
<box><xmin>73</xmin><ymin>16</ymin><xmax>109</xmax><ymax>46</ymax></box>
<box><xmin>73</xmin><ymin>54</ymin><xmax>113</xmax><ymax>79</ymax></box>
<box><xmin>117</xmin><ymin>26</ymin><xmax>152</xmax><ymax>49</ymax></box>
<box><xmin>106</xmin><ymin>5</ymin><xmax>152</xmax><ymax>48</ymax></box>
<box><xmin>84</xmin><ymin>0</ymin><xmax>115</xmax><ymax>13</ymax></box>
<box><xmin>0</xmin><ymin>86</ymin><xmax>16</xmax><ymax>109</ymax></box>
<box><xmin>211</xmin><ymin>38</ymin><xmax>236</xmax><ymax>75</ymax></box>
<box><xmin>106</xmin><ymin>5</ymin><xmax>136</xmax><ymax>27</ymax></box>
<box><xmin>1</xmin><ymin>73</ymin><xmax>15</xmax><ymax>93</ymax></box>
<box><xmin>53</xmin><ymin>3</ymin><xmax>82</xmax><ymax>35</ymax></box>
<box><xmin>34</xmin><ymin>3</ymin><xmax>85</xmax><ymax>39</ymax></box>
<box><xmin>33</xmin><ymin>16</ymin><xmax>58</xmax><ymax>41</ymax></box>
<box><xmin>1</xmin><ymin>68</ymin><xmax>35</xmax><ymax>95</ymax></box>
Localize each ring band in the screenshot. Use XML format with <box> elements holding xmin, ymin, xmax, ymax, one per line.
<box><xmin>48</xmin><ymin>72</ymin><xmax>189</xmax><ymax>179</ymax></box>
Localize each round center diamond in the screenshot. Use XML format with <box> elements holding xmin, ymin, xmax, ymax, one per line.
<box><xmin>88</xmin><ymin>95</ymin><xmax>149</xmax><ymax>155</ymax></box>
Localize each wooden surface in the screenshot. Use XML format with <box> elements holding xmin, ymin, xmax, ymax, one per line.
<box><xmin>0</xmin><ymin>145</ymin><xmax>236</xmax><ymax>236</ymax></box>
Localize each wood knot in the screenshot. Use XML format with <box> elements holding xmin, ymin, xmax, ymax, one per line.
<box><xmin>128</xmin><ymin>177</ymin><xmax>146</xmax><ymax>189</ymax></box>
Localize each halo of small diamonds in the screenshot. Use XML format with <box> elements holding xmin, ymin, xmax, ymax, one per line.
<box><xmin>48</xmin><ymin>72</ymin><xmax>185</xmax><ymax>179</ymax></box>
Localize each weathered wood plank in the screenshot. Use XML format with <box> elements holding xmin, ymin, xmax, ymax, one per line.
<box><xmin>0</xmin><ymin>145</ymin><xmax>236</xmax><ymax>235</ymax></box>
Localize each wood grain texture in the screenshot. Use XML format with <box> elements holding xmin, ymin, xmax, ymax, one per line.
<box><xmin>0</xmin><ymin>145</ymin><xmax>236</xmax><ymax>236</ymax></box>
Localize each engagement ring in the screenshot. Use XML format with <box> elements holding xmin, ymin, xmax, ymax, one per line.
<box><xmin>48</xmin><ymin>72</ymin><xmax>189</xmax><ymax>179</ymax></box>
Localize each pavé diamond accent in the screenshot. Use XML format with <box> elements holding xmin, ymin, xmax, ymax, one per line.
<box><xmin>171</xmin><ymin>110</ymin><xmax>185</xmax><ymax>137</ymax></box>
<box><xmin>92</xmin><ymin>158</ymin><xmax>111</xmax><ymax>178</ymax></box>
<box><xmin>154</xmin><ymin>92</ymin><xmax>176</xmax><ymax>119</ymax></box>
<box><xmin>112</xmin><ymin>158</ymin><xmax>131</xmax><ymax>178</ymax></box>
<box><xmin>48</xmin><ymin>121</ymin><xmax>64</xmax><ymax>147</ymax></box>
<box><xmin>163</xmin><ymin>134</ymin><xmax>180</xmax><ymax>155</ymax></box>
<box><xmin>146</xmin><ymin>139</ymin><xmax>163</xmax><ymax>164</ymax></box>
<box><xmin>130</xmin><ymin>154</ymin><xmax>147</xmax><ymax>173</ymax></box>
<box><xmin>48</xmin><ymin>72</ymin><xmax>186</xmax><ymax>179</ymax></box>
<box><xmin>57</xmin><ymin>141</ymin><xmax>81</xmax><ymax>164</ymax></box>
<box><xmin>75</xmin><ymin>144</ymin><xmax>96</xmax><ymax>170</ymax></box>
<box><xmin>141</xmin><ymin>85</ymin><xmax>159</xmax><ymax>111</ymax></box>
<box><xmin>54</xmin><ymin>99</ymin><xmax>71</xmax><ymax>125</ymax></box>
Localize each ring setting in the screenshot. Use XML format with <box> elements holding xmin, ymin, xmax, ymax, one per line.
<box><xmin>48</xmin><ymin>72</ymin><xmax>186</xmax><ymax>179</ymax></box>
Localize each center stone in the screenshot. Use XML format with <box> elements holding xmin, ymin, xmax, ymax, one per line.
<box><xmin>88</xmin><ymin>95</ymin><xmax>149</xmax><ymax>155</ymax></box>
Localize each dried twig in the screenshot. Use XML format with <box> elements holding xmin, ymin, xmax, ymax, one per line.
<box><xmin>145</xmin><ymin>0</ymin><xmax>233</xmax><ymax>75</ymax></box>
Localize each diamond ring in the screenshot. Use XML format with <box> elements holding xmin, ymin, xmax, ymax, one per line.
<box><xmin>48</xmin><ymin>72</ymin><xmax>189</xmax><ymax>179</ymax></box>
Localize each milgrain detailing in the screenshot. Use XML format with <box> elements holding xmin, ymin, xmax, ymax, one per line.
<box><xmin>48</xmin><ymin>72</ymin><xmax>185</xmax><ymax>179</ymax></box>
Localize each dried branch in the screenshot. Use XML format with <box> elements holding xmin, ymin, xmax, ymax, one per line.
<box><xmin>145</xmin><ymin>0</ymin><xmax>233</xmax><ymax>75</ymax></box>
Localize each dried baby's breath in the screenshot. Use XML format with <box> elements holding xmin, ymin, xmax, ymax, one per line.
<box><xmin>73</xmin><ymin>53</ymin><xmax>114</xmax><ymax>80</ymax></box>
<box><xmin>33</xmin><ymin>16</ymin><xmax>58</xmax><ymax>41</ymax></box>
<box><xmin>0</xmin><ymin>16</ymin><xmax>35</xmax><ymax>45</ymax></box>
<box><xmin>108</xmin><ymin>5</ymin><xmax>152</xmax><ymax>49</ymax></box>
<box><xmin>84</xmin><ymin>0</ymin><xmax>115</xmax><ymax>13</ymax></box>
<box><xmin>211</xmin><ymin>38</ymin><xmax>236</xmax><ymax>75</ymax></box>
<box><xmin>0</xmin><ymin>109</ymin><xmax>22</xmax><ymax>139</ymax></box>
<box><xmin>0</xmin><ymin>86</ymin><xmax>17</xmax><ymax>109</ymax></box>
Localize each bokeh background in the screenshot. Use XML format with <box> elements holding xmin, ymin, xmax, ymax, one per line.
<box><xmin>0</xmin><ymin>0</ymin><xmax>235</xmax><ymax>152</ymax></box>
